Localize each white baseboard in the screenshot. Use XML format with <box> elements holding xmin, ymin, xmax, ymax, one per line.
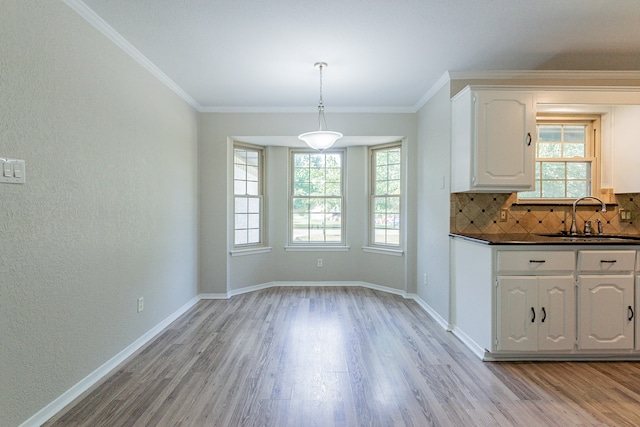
<box><xmin>21</xmin><ymin>282</ymin><xmax>453</xmax><ymax>427</ymax></box>
<box><xmin>450</xmin><ymin>326</ymin><xmax>486</xmax><ymax>360</ymax></box>
<box><xmin>19</xmin><ymin>296</ymin><xmax>200</xmax><ymax>427</ymax></box>
<box><xmin>199</xmin><ymin>292</ymin><xmax>229</xmax><ymax>299</ymax></box>
<box><xmin>407</xmin><ymin>293</ymin><xmax>451</xmax><ymax>331</ymax></box>
<box><xmin>226</xmin><ymin>280</ymin><xmax>408</xmax><ymax>298</ymax></box>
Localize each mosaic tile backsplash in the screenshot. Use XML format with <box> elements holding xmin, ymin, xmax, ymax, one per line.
<box><xmin>451</xmin><ymin>192</ymin><xmax>640</xmax><ymax>235</ymax></box>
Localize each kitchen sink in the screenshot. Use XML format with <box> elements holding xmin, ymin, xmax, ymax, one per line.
<box><xmin>537</xmin><ymin>233</ymin><xmax>640</xmax><ymax>242</ymax></box>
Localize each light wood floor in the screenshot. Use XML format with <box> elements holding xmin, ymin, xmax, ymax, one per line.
<box><xmin>45</xmin><ymin>287</ymin><xmax>640</xmax><ymax>426</ymax></box>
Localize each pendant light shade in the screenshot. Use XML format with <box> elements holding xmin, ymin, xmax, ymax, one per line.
<box><xmin>298</xmin><ymin>130</ymin><xmax>343</xmax><ymax>151</ymax></box>
<box><xmin>298</xmin><ymin>62</ymin><xmax>343</xmax><ymax>150</ymax></box>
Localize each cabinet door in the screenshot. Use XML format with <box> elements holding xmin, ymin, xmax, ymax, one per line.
<box><xmin>636</xmin><ymin>274</ymin><xmax>640</xmax><ymax>351</ymax></box>
<box><xmin>497</xmin><ymin>276</ymin><xmax>538</xmax><ymax>351</ymax></box>
<box><xmin>578</xmin><ymin>275</ymin><xmax>634</xmax><ymax>350</ymax></box>
<box><xmin>474</xmin><ymin>91</ymin><xmax>535</xmax><ymax>189</ymax></box>
<box><xmin>538</xmin><ymin>276</ymin><xmax>575</xmax><ymax>351</ymax></box>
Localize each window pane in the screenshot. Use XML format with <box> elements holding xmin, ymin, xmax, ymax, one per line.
<box><xmin>564</xmin><ymin>125</ymin><xmax>585</xmax><ymax>142</ymax></box>
<box><xmin>538</xmin><ymin>143</ymin><xmax>562</xmax><ymax>158</ymax></box>
<box><xmin>567</xmin><ymin>181</ymin><xmax>588</xmax><ymax>198</ymax></box>
<box><xmin>290</xmin><ymin>151</ymin><xmax>343</xmax><ymax>244</ymax></box>
<box><xmin>567</xmin><ymin>162</ymin><xmax>588</xmax><ymax>179</ymax></box>
<box><xmin>541</xmin><ymin>180</ymin><xmax>565</xmax><ymax>198</ymax></box>
<box><xmin>387</xmin><ymin>180</ymin><xmax>400</xmax><ymax>195</ymax></box>
<box><xmin>246</xmin><ymin>181</ymin><xmax>258</xmax><ymax>195</ymax></box>
<box><xmin>563</xmin><ymin>143</ymin><xmax>585</xmax><ymax>158</ymax></box>
<box><xmin>538</xmin><ymin>125</ymin><xmax>561</xmax><ymax>142</ymax></box>
<box><xmin>235</xmin><ymin>197</ymin><xmax>248</xmax><ymax>213</ymax></box>
<box><xmin>235</xmin><ymin>213</ymin><xmax>247</xmax><ymax>229</ymax></box>
<box><xmin>247</xmin><ymin>229</ymin><xmax>260</xmax><ymax>244</ymax></box>
<box><xmin>234</xmin><ymin>163</ymin><xmax>246</xmax><ymax>181</ymax></box>
<box><xmin>248</xmin><ymin>198</ymin><xmax>260</xmax><ymax>213</ymax></box>
<box><xmin>235</xmin><ymin>230</ymin><xmax>248</xmax><ymax>245</ymax></box>
<box><xmin>541</xmin><ymin>162</ymin><xmax>565</xmax><ymax>180</ymax></box>
<box><xmin>246</xmin><ymin>151</ymin><xmax>259</xmax><ymax>166</ymax></box>
<box><xmin>234</xmin><ymin>146</ymin><xmax>263</xmax><ymax>247</ymax></box>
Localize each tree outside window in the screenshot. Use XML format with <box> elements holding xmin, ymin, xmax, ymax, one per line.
<box><xmin>291</xmin><ymin>150</ymin><xmax>344</xmax><ymax>244</ymax></box>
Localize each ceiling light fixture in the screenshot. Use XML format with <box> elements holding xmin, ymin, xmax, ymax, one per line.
<box><xmin>298</xmin><ymin>62</ymin><xmax>343</xmax><ymax>151</ymax></box>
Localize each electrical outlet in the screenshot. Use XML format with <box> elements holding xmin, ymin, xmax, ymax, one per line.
<box><xmin>423</xmin><ymin>274</ymin><xmax>428</xmax><ymax>285</ymax></box>
<box><xmin>137</xmin><ymin>297</ymin><xmax>144</xmax><ymax>313</ymax></box>
<box><xmin>317</xmin><ymin>259</ymin><xmax>323</xmax><ymax>268</ymax></box>
<box><xmin>500</xmin><ymin>208</ymin><xmax>508</xmax><ymax>222</ymax></box>
<box><xmin>620</xmin><ymin>209</ymin><xmax>632</xmax><ymax>222</ymax></box>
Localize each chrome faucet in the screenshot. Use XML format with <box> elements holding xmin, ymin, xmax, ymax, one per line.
<box><xmin>570</xmin><ymin>196</ymin><xmax>607</xmax><ymax>235</ymax></box>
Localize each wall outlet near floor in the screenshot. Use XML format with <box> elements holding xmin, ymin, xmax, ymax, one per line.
<box><xmin>137</xmin><ymin>297</ymin><xmax>144</xmax><ymax>313</ymax></box>
<box><xmin>500</xmin><ymin>208</ymin><xmax>508</xmax><ymax>222</ymax></box>
<box><xmin>317</xmin><ymin>259</ymin><xmax>323</xmax><ymax>268</ymax></box>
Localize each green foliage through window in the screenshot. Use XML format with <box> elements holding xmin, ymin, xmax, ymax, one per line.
<box><xmin>371</xmin><ymin>145</ymin><xmax>401</xmax><ymax>246</ymax></box>
<box><xmin>291</xmin><ymin>151</ymin><xmax>344</xmax><ymax>244</ymax></box>
<box><xmin>519</xmin><ymin>120</ymin><xmax>595</xmax><ymax>200</ymax></box>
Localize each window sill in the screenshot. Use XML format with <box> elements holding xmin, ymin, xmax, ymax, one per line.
<box><xmin>285</xmin><ymin>245</ymin><xmax>350</xmax><ymax>252</ymax></box>
<box><xmin>230</xmin><ymin>247</ymin><xmax>272</xmax><ymax>257</ymax></box>
<box><xmin>362</xmin><ymin>246</ymin><xmax>404</xmax><ymax>256</ymax></box>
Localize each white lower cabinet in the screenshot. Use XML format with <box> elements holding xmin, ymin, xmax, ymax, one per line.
<box><xmin>578</xmin><ymin>275</ymin><xmax>634</xmax><ymax>350</ymax></box>
<box><xmin>452</xmin><ymin>237</ymin><xmax>640</xmax><ymax>359</ymax></box>
<box><xmin>497</xmin><ymin>276</ymin><xmax>575</xmax><ymax>352</ymax></box>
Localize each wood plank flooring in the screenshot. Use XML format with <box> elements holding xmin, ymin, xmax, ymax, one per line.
<box><xmin>44</xmin><ymin>287</ymin><xmax>640</xmax><ymax>426</ymax></box>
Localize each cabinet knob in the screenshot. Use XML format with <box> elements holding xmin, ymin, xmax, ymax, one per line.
<box><xmin>629</xmin><ymin>306</ymin><xmax>634</xmax><ymax>321</ymax></box>
<box><xmin>526</xmin><ymin>132</ymin><xmax>532</xmax><ymax>146</ymax></box>
<box><xmin>541</xmin><ymin>307</ymin><xmax>546</xmax><ymax>323</ymax></box>
<box><xmin>531</xmin><ymin>307</ymin><xmax>536</xmax><ymax>323</ymax></box>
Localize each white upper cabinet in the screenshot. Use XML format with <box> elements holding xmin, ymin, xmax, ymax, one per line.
<box><xmin>612</xmin><ymin>105</ymin><xmax>640</xmax><ymax>193</ymax></box>
<box><xmin>451</xmin><ymin>87</ymin><xmax>535</xmax><ymax>193</ymax></box>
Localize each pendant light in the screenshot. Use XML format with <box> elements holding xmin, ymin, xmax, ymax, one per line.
<box><xmin>298</xmin><ymin>62</ymin><xmax>343</xmax><ymax>150</ymax></box>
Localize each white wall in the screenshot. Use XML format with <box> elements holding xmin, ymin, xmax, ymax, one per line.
<box><xmin>199</xmin><ymin>113</ymin><xmax>417</xmax><ymax>294</ymax></box>
<box><xmin>416</xmin><ymin>83</ymin><xmax>452</xmax><ymax>324</ymax></box>
<box><xmin>1</xmin><ymin>2</ymin><xmax>199</xmax><ymax>426</ymax></box>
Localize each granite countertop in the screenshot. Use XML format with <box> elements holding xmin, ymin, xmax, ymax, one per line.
<box><xmin>449</xmin><ymin>232</ymin><xmax>640</xmax><ymax>245</ymax></box>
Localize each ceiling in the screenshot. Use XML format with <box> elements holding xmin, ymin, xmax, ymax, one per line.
<box><xmin>70</xmin><ymin>0</ymin><xmax>640</xmax><ymax>112</ymax></box>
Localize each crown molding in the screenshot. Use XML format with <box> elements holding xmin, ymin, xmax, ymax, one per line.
<box><xmin>448</xmin><ymin>69</ymin><xmax>640</xmax><ymax>81</ymax></box>
<box><xmin>63</xmin><ymin>0</ymin><xmax>202</xmax><ymax>111</ymax></box>
<box><xmin>199</xmin><ymin>105</ymin><xmax>417</xmax><ymax>114</ymax></box>
<box><xmin>413</xmin><ymin>71</ymin><xmax>452</xmax><ymax>111</ymax></box>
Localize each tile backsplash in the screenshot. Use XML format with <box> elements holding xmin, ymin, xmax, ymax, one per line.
<box><xmin>451</xmin><ymin>192</ymin><xmax>640</xmax><ymax>235</ymax></box>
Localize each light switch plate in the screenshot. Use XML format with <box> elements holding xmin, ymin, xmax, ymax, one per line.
<box><xmin>0</xmin><ymin>158</ymin><xmax>26</xmax><ymax>184</ymax></box>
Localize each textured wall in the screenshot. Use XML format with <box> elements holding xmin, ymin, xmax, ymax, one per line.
<box><xmin>415</xmin><ymin>83</ymin><xmax>452</xmax><ymax>324</ymax></box>
<box><xmin>0</xmin><ymin>2</ymin><xmax>198</xmax><ymax>426</ymax></box>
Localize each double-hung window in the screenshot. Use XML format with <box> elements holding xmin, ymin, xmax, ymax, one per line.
<box><xmin>233</xmin><ymin>144</ymin><xmax>264</xmax><ymax>247</ymax></box>
<box><xmin>371</xmin><ymin>144</ymin><xmax>401</xmax><ymax>247</ymax></box>
<box><xmin>519</xmin><ymin>116</ymin><xmax>599</xmax><ymax>201</ymax></box>
<box><xmin>290</xmin><ymin>150</ymin><xmax>345</xmax><ymax>245</ymax></box>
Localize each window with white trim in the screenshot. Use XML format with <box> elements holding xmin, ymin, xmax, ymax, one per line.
<box><xmin>233</xmin><ymin>144</ymin><xmax>264</xmax><ymax>247</ymax></box>
<box><xmin>518</xmin><ymin>116</ymin><xmax>600</xmax><ymax>201</ymax></box>
<box><xmin>290</xmin><ymin>150</ymin><xmax>345</xmax><ymax>245</ymax></box>
<box><xmin>370</xmin><ymin>144</ymin><xmax>401</xmax><ymax>247</ymax></box>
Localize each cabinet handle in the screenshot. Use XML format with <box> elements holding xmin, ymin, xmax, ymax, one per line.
<box><xmin>600</xmin><ymin>260</ymin><xmax>617</xmax><ymax>263</ymax></box>
<box><xmin>531</xmin><ymin>307</ymin><xmax>536</xmax><ymax>323</ymax></box>
<box><xmin>526</xmin><ymin>132</ymin><xmax>532</xmax><ymax>146</ymax></box>
<box><xmin>541</xmin><ymin>307</ymin><xmax>546</xmax><ymax>323</ymax></box>
<box><xmin>629</xmin><ymin>306</ymin><xmax>634</xmax><ymax>321</ymax></box>
<box><xmin>529</xmin><ymin>260</ymin><xmax>546</xmax><ymax>263</ymax></box>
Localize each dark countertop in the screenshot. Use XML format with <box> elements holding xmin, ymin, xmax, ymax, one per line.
<box><xmin>449</xmin><ymin>232</ymin><xmax>640</xmax><ymax>245</ymax></box>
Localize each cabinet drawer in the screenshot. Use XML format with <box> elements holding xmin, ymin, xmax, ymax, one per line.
<box><xmin>578</xmin><ymin>250</ymin><xmax>636</xmax><ymax>272</ymax></box>
<box><xmin>497</xmin><ymin>251</ymin><xmax>575</xmax><ymax>273</ymax></box>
